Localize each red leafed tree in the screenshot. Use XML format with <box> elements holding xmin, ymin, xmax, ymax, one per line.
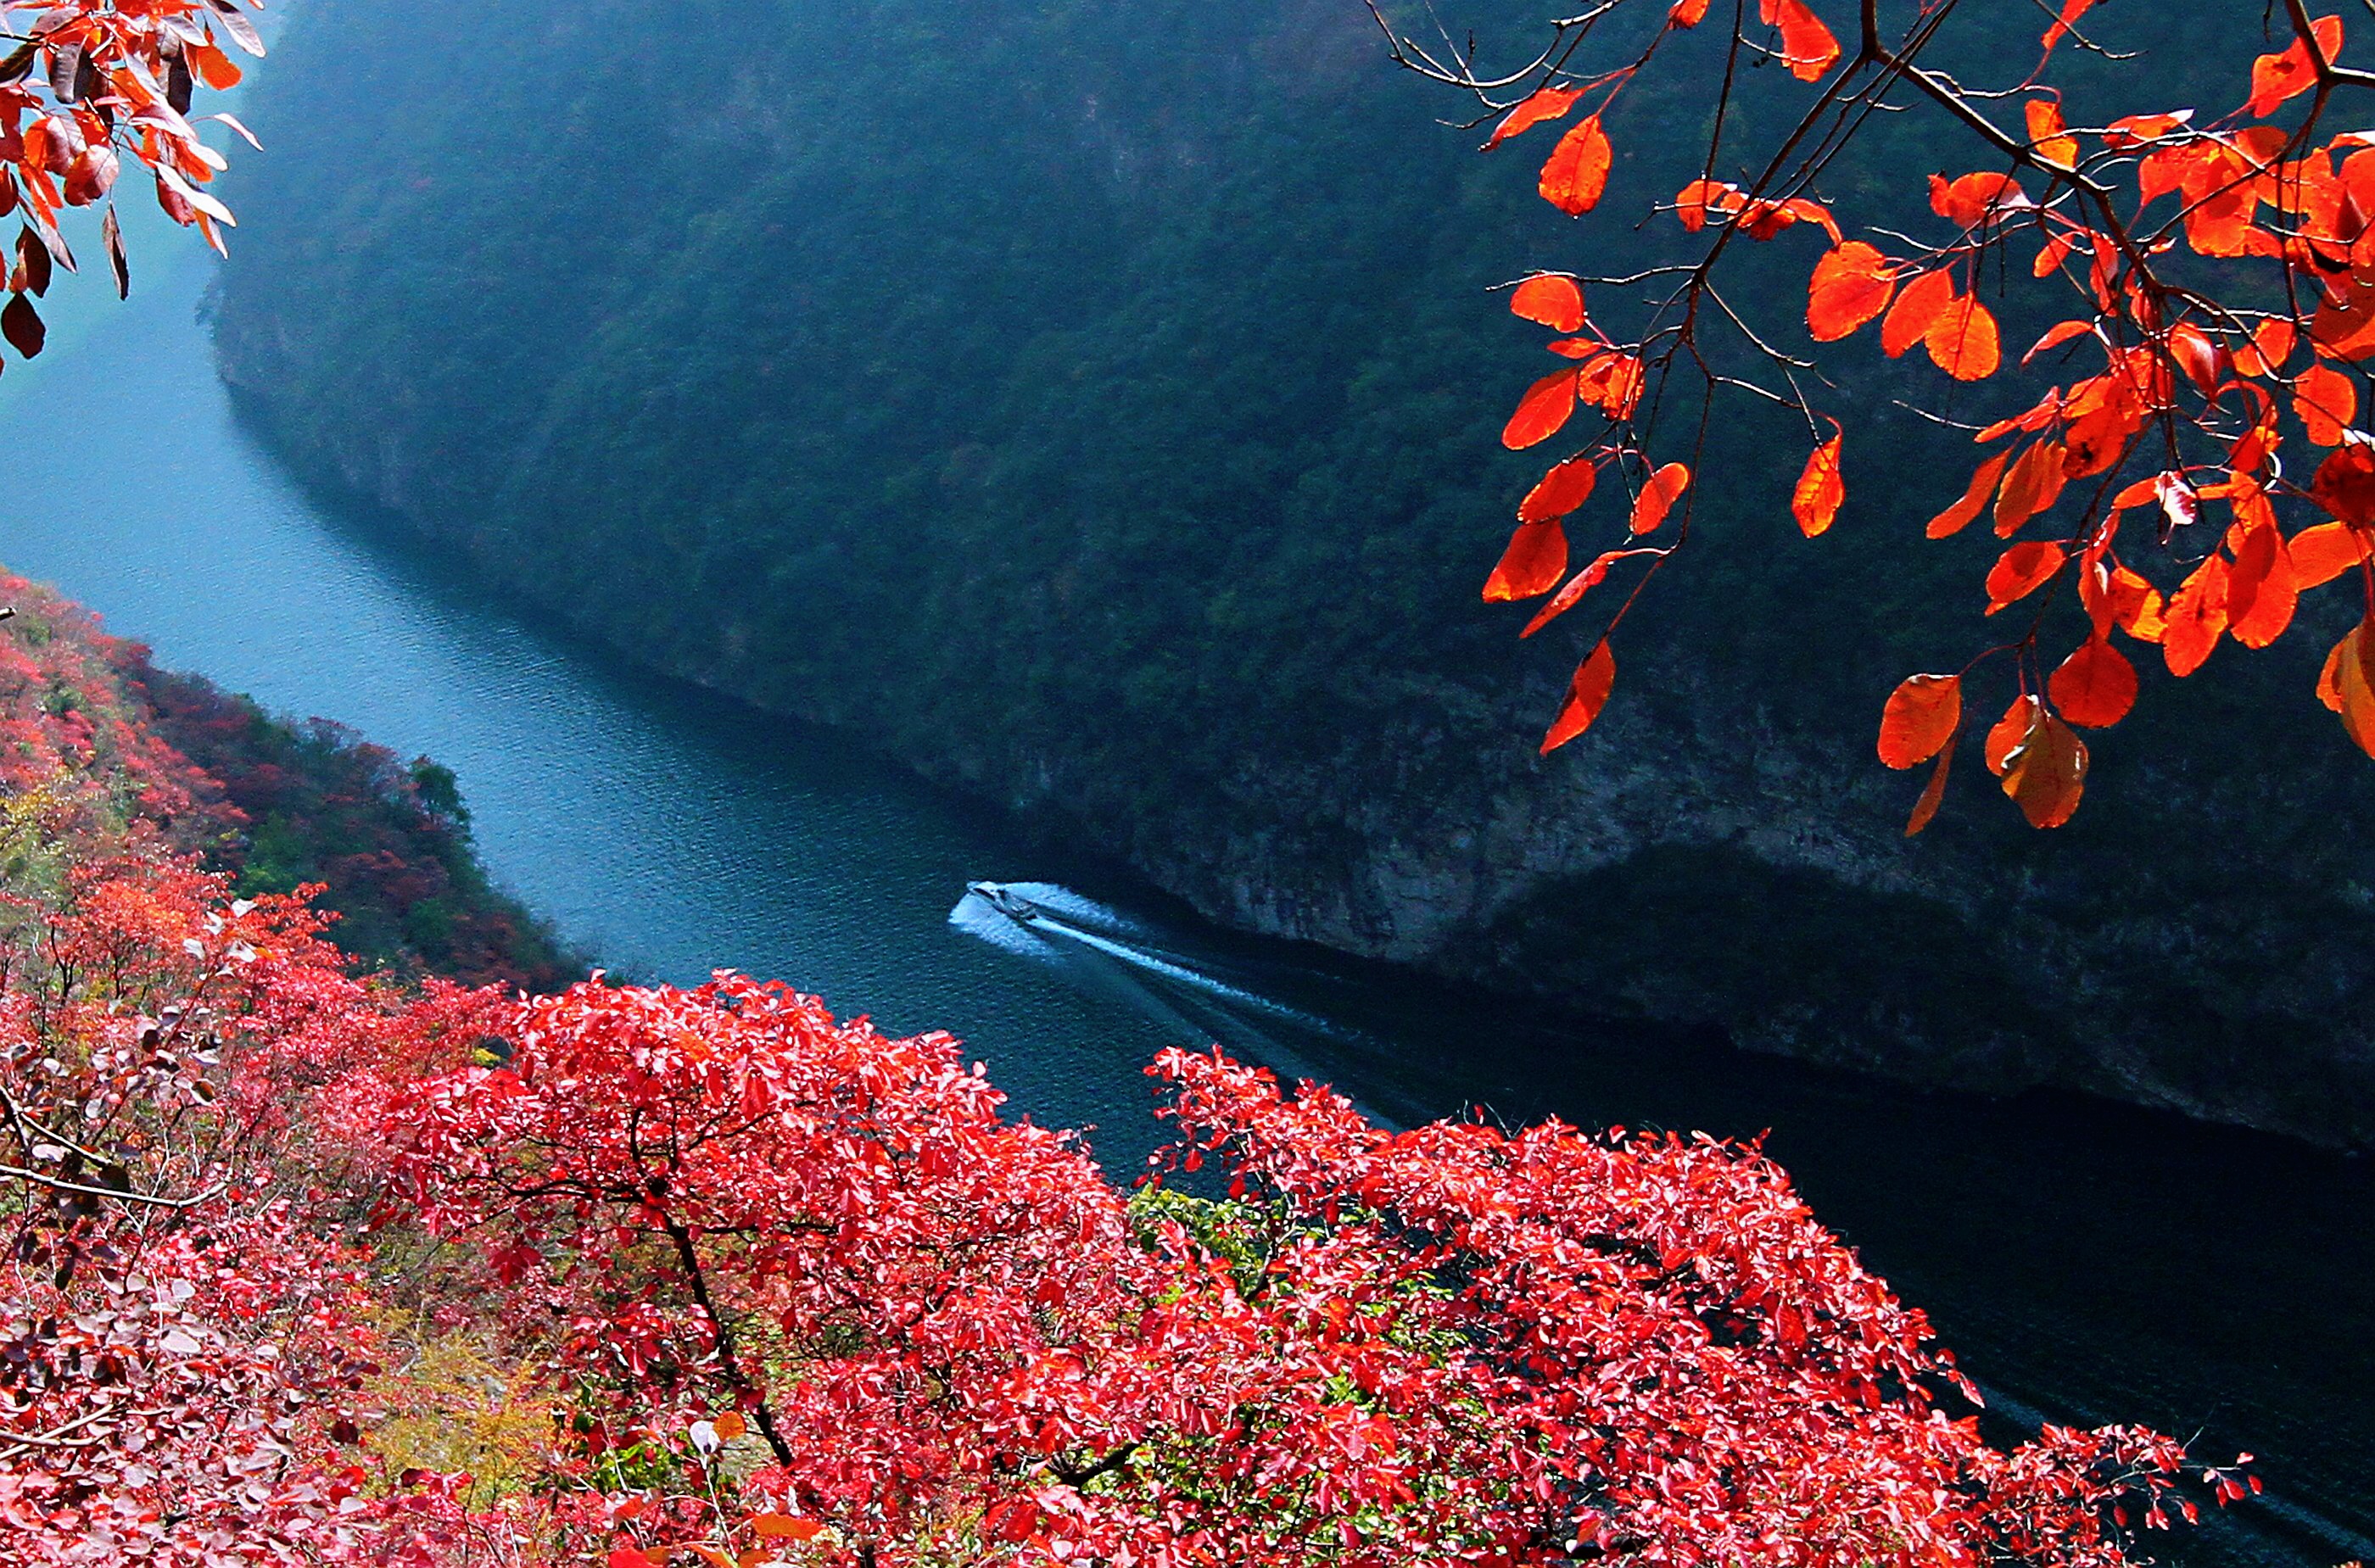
<box><xmin>0</xmin><ymin>0</ymin><xmax>264</xmax><ymax>360</ymax></box>
<box><xmin>347</xmin><ymin>973</ymin><xmax>2244</xmax><ymax>1568</ymax></box>
<box><xmin>1396</xmin><ymin>0</ymin><xmax>2375</xmax><ymax>829</ymax></box>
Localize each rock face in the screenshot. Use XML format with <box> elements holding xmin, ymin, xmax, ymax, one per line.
<box><xmin>215</xmin><ymin>0</ymin><xmax>2375</xmax><ymax>1143</ymax></box>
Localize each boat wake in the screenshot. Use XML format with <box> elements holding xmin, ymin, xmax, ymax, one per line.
<box><xmin>950</xmin><ymin>880</ymin><xmax>1380</xmax><ymax>1116</ymax></box>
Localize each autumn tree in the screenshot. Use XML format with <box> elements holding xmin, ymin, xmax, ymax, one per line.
<box><xmin>344</xmin><ymin>972</ymin><xmax>2249</xmax><ymax>1568</ymax></box>
<box><xmin>0</xmin><ymin>0</ymin><xmax>265</xmax><ymax>360</ymax></box>
<box><xmin>1398</xmin><ymin>0</ymin><xmax>2375</xmax><ymax>829</ymax></box>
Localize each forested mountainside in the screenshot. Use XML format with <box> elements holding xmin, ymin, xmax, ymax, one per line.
<box><xmin>0</xmin><ymin>572</ymin><xmax>569</xmax><ymax>990</ymax></box>
<box><xmin>212</xmin><ymin>0</ymin><xmax>2375</xmax><ymax>1142</ymax></box>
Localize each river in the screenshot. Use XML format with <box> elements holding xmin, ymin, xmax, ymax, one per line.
<box><xmin>0</xmin><ymin>243</ymin><xmax>2368</xmax><ymax>1566</ymax></box>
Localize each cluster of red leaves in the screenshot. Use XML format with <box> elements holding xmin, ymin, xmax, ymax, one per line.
<box><xmin>0</xmin><ymin>0</ymin><xmax>264</xmax><ymax>364</ymax></box>
<box><xmin>339</xmin><ymin>965</ymin><xmax>2244</xmax><ymax>1568</ymax></box>
<box><xmin>1456</xmin><ymin>0</ymin><xmax>2375</xmax><ymax>829</ymax></box>
<box><xmin>0</xmin><ymin>584</ymin><xmax>2247</xmax><ymax>1565</ymax></box>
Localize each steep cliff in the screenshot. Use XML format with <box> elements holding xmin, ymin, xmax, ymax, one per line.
<box><xmin>212</xmin><ymin>0</ymin><xmax>2375</xmax><ymax>1141</ymax></box>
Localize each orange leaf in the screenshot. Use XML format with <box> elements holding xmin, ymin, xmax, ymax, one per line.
<box><xmin>1521</xmin><ymin>548</ymin><xmax>1651</xmax><ymax>637</ymax></box>
<box><xmin>1806</xmin><ymin>242</ymin><xmax>1895</xmax><ymax>341</ymax></box>
<box><xmin>1905</xmin><ymin>743</ymin><xmax>1953</xmax><ymax>837</ymax></box>
<box><xmin>1541</xmin><ymin>640</ymin><xmax>1617</xmax><ymax>752</ymax></box>
<box><xmin>1485</xmin><ymin>87</ymin><xmax>1582</xmax><ymax>148</ymax></box>
<box><xmin>2295</xmin><ymin>362</ymin><xmax>2357</xmax><ymax>444</ymax></box>
<box><xmin>750</xmin><ymin>1515</ymin><xmax>826</xmax><ymax>1542</ymax></box>
<box><xmin>1511</xmin><ymin>275</ymin><xmax>1585</xmax><ymax>332</ymax></box>
<box><xmin>2048</xmin><ymin>636</ymin><xmax>2138</xmax><ymax>728</ymax></box>
<box><xmin>1927</xmin><ymin>450</ymin><xmax>2011</xmax><ymax>538</ymax></box>
<box><xmin>2109</xmin><ymin>565</ymin><xmax>2169</xmax><ymax>642</ymax></box>
<box><xmin>1502</xmin><ymin>371</ymin><xmax>1579</xmax><ymax>450</ymax></box>
<box><xmin>1987</xmin><ymin>694</ymin><xmax>2044</xmax><ymax>775</ymax></box>
<box><xmin>2289</xmin><ymin>520</ymin><xmax>2371</xmax><ymax>587</ymax></box>
<box><xmin>1670</xmin><ymin>0</ymin><xmax>1713</xmax><ymax>25</ymax></box>
<box><xmin>1518</xmin><ymin>455</ymin><xmax>1598</xmax><ymax>522</ymax></box>
<box><xmin>712</xmin><ymin>1411</ymin><xmax>746</xmax><ymax>1442</ymax></box>
<box><xmin>2022</xmin><ymin>319</ymin><xmax>2093</xmax><ymax>365</ymax></box>
<box><xmin>1878</xmin><ymin>673</ymin><xmax>1962</xmax><ymax>768</ymax></box>
<box><xmin>2247</xmin><ymin>15</ymin><xmax>2343</xmax><ymax>119</ymax></box>
<box><xmin>1539</xmin><ymin>116</ymin><xmax>1613</xmax><ymax>216</ymax></box>
<box><xmin>1484</xmin><ymin>520</ymin><xmax>1569</xmax><ymax>601</ymax></box>
<box><xmin>2227</xmin><ymin>520</ymin><xmax>2299</xmax><ymax>647</ymax></box>
<box><xmin>1770</xmin><ymin>0</ymin><xmax>1841</xmax><ymax>81</ymax></box>
<box><xmin>2160</xmin><ymin>553</ymin><xmax>2231</xmax><ymax>675</ymax></box>
<box><xmin>2043</xmin><ymin>0</ymin><xmax>2103</xmax><ymax>51</ymax></box>
<box><xmin>2002</xmin><ymin>711</ymin><xmax>2088</xmax><ymax>828</ymax></box>
<box><xmin>1791</xmin><ymin>432</ymin><xmax>1844</xmax><ymax>537</ymax></box>
<box><xmin>187</xmin><ymin>39</ymin><xmax>243</xmax><ymax>91</ymax></box>
<box><xmin>2329</xmin><ymin>620</ymin><xmax>2375</xmax><ymax>755</ymax></box>
<box><xmin>1929</xmin><ymin>172</ymin><xmax>2020</xmax><ymax>228</ymax></box>
<box><xmin>1629</xmin><ymin>462</ymin><xmax>1691</xmax><ymax>534</ymax></box>
<box><xmin>2026</xmin><ymin>99</ymin><xmax>2079</xmax><ymax>170</ymax></box>
<box><xmin>2238</xmin><ymin>317</ymin><xmax>2296</xmax><ymax>377</ymax></box>
<box><xmin>1985</xmin><ymin>540</ymin><xmax>2065</xmax><ymax>611</ymax></box>
<box><xmin>1881</xmin><ymin>271</ymin><xmax>1953</xmax><ymax>357</ymax></box>
<box><xmin>1992</xmin><ymin>439</ymin><xmax>2067</xmax><ymax>537</ymax></box>
<box><xmin>1925</xmin><ymin>294</ymin><xmax>2002</xmax><ymax>380</ymax></box>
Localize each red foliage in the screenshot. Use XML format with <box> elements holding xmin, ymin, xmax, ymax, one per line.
<box><xmin>0</xmin><ymin>582</ymin><xmax>2242</xmax><ymax>1564</ymax></box>
<box><xmin>1400</xmin><ymin>1</ymin><xmax>2375</xmax><ymax>827</ymax></box>
<box><xmin>0</xmin><ymin>1</ymin><xmax>268</xmax><ymax>365</ymax></box>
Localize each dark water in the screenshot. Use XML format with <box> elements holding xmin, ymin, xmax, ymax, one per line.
<box><xmin>2</xmin><ymin>249</ymin><xmax>2368</xmax><ymax>1565</ymax></box>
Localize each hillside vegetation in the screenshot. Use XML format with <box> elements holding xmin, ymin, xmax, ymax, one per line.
<box><xmin>214</xmin><ymin>0</ymin><xmax>2375</xmax><ymax>1141</ymax></box>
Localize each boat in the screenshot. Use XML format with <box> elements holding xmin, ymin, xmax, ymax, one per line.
<box><xmin>966</xmin><ymin>881</ymin><xmax>1043</xmax><ymax>925</ymax></box>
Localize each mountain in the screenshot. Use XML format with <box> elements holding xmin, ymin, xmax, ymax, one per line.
<box><xmin>211</xmin><ymin>0</ymin><xmax>2375</xmax><ymax>1142</ymax></box>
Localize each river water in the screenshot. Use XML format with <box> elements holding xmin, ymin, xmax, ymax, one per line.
<box><xmin>1</xmin><ymin>247</ymin><xmax>2368</xmax><ymax>1565</ymax></box>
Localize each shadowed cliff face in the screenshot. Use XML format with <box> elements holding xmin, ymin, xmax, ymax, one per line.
<box><xmin>214</xmin><ymin>0</ymin><xmax>2375</xmax><ymax>1143</ymax></box>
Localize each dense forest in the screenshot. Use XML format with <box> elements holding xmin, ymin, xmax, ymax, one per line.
<box><xmin>213</xmin><ymin>0</ymin><xmax>2375</xmax><ymax>1142</ymax></box>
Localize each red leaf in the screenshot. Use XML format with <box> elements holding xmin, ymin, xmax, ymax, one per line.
<box><xmin>1927</xmin><ymin>451</ymin><xmax>2011</xmax><ymax>538</ymax></box>
<box><xmin>1992</xmin><ymin>439</ymin><xmax>2067</xmax><ymax>536</ymax></box>
<box><xmin>1984</xmin><ymin>540</ymin><xmax>2065</xmax><ymax>611</ymax></box>
<box><xmin>1925</xmin><ymin>294</ymin><xmax>2002</xmax><ymax>381</ymax></box>
<box><xmin>2311</xmin><ymin>443</ymin><xmax>2375</xmax><ymax>523</ymax></box>
<box><xmin>1485</xmin><ymin>86</ymin><xmax>1582</xmax><ymax>148</ymax></box>
<box><xmin>1512</xmin><ymin>275</ymin><xmax>1586</xmax><ymax>332</ymax></box>
<box><xmin>1791</xmin><ymin>432</ymin><xmax>1844</xmax><ymax>537</ymax></box>
<box><xmin>1878</xmin><ymin>673</ymin><xmax>1962</xmax><ymax>768</ymax></box>
<box><xmin>1806</xmin><ymin>242</ymin><xmax>1895</xmax><ymax>342</ymax></box>
<box><xmin>1881</xmin><ymin>271</ymin><xmax>1953</xmax><ymax>357</ymax></box>
<box><xmin>2227</xmin><ymin>520</ymin><xmax>2299</xmax><ymax>648</ymax></box>
<box><xmin>1502</xmin><ymin>371</ymin><xmax>1579</xmax><ymax>450</ymax></box>
<box><xmin>2022</xmin><ymin>319</ymin><xmax>2094</xmax><ymax>365</ymax></box>
<box><xmin>1987</xmin><ymin>694</ymin><xmax>2044</xmax><ymax>775</ymax></box>
<box><xmin>1769</xmin><ymin>0</ymin><xmax>1841</xmax><ymax>81</ymax></box>
<box><xmin>2294</xmin><ymin>363</ymin><xmax>2356</xmax><ymax>445</ymax></box>
<box><xmin>1905</xmin><ymin>743</ymin><xmax>1953</xmax><ymax>836</ymax></box>
<box><xmin>1518</xmin><ymin>455</ymin><xmax>1598</xmax><ymax>522</ymax></box>
<box><xmin>1521</xmin><ymin>548</ymin><xmax>1650</xmax><ymax>637</ymax></box>
<box><xmin>2</xmin><ymin>291</ymin><xmax>43</xmax><ymax>359</ymax></box>
<box><xmin>2160</xmin><ymin>553</ymin><xmax>2231</xmax><ymax>676</ymax></box>
<box><xmin>2002</xmin><ymin>712</ymin><xmax>2088</xmax><ymax>828</ymax></box>
<box><xmin>1484</xmin><ymin>520</ymin><xmax>1569</xmax><ymax>601</ymax></box>
<box><xmin>1539</xmin><ymin>115</ymin><xmax>1613</xmax><ymax>216</ymax></box>
<box><xmin>2247</xmin><ymin>15</ymin><xmax>2343</xmax><ymax>119</ymax></box>
<box><xmin>2048</xmin><ymin>637</ymin><xmax>2138</xmax><ymax>728</ymax></box>
<box><xmin>2289</xmin><ymin>520</ymin><xmax>2370</xmax><ymax>587</ymax></box>
<box><xmin>1540</xmin><ymin>640</ymin><xmax>1617</xmax><ymax>752</ymax></box>
<box><xmin>1629</xmin><ymin>462</ymin><xmax>1691</xmax><ymax>534</ymax></box>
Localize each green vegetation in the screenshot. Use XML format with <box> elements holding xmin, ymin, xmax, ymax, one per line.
<box><xmin>131</xmin><ymin>661</ymin><xmax>578</xmax><ymax>989</ymax></box>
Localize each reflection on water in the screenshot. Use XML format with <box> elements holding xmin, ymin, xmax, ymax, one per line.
<box><xmin>0</xmin><ymin>248</ymin><xmax>2366</xmax><ymax>1568</ymax></box>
